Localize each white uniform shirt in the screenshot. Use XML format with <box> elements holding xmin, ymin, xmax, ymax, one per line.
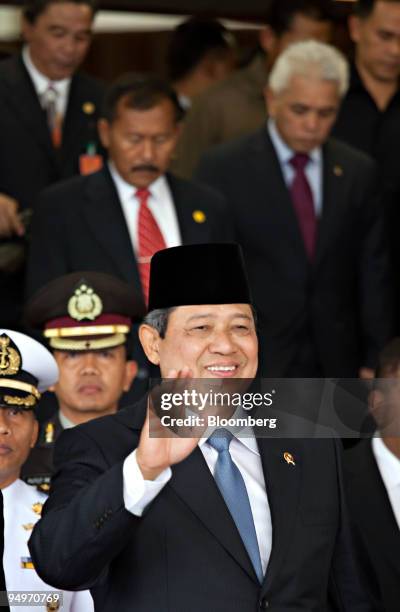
<box><xmin>2</xmin><ymin>479</ymin><xmax>94</xmax><ymax>612</ymax></box>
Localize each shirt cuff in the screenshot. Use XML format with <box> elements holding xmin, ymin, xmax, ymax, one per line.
<box><xmin>123</xmin><ymin>449</ymin><xmax>172</xmax><ymax>517</ymax></box>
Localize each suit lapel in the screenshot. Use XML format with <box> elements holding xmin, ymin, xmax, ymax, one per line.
<box><xmin>249</xmin><ymin>131</ymin><xmax>308</xmax><ymax>260</ymax></box>
<box><xmin>169</xmin><ymin>447</ymin><xmax>260</xmax><ymax>583</ymax></box>
<box><xmin>314</xmin><ymin>141</ymin><xmax>349</xmax><ymax>267</ymax></box>
<box><xmin>258</xmin><ymin>438</ymin><xmax>302</xmax><ymax>591</ymax></box>
<box><xmin>167</xmin><ymin>174</ymin><xmax>213</xmax><ymax>243</ymax></box>
<box><xmin>82</xmin><ymin>168</ymin><xmax>142</xmax><ymax>289</ymax></box>
<box><xmin>3</xmin><ymin>56</ymin><xmax>55</xmax><ymax>165</ymax></box>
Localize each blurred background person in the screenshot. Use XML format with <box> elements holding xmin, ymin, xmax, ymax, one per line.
<box><xmin>0</xmin><ymin>328</ymin><xmax>93</xmax><ymax>610</ymax></box>
<box><xmin>167</xmin><ymin>16</ymin><xmax>236</xmax><ymax>110</ymax></box>
<box><xmin>0</xmin><ymin>0</ymin><xmax>104</xmax><ymax>329</ymax></box>
<box><xmin>21</xmin><ymin>271</ymin><xmax>144</xmax><ymax>489</ymax></box>
<box><xmin>173</xmin><ymin>0</ymin><xmax>333</xmax><ymax>178</ymax></box>
<box><xmin>344</xmin><ymin>337</ymin><xmax>400</xmax><ymax>612</ymax></box>
<box><xmin>332</xmin><ymin>0</ymin><xmax>400</xmax><ymax>331</ymax></box>
<box><xmin>196</xmin><ymin>40</ymin><xmax>393</xmax><ymax>379</ymax></box>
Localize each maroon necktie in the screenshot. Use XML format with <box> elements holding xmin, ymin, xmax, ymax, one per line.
<box><xmin>137</xmin><ymin>188</ymin><xmax>166</xmax><ymax>304</ymax></box>
<box><xmin>289</xmin><ymin>153</ymin><xmax>317</xmax><ymax>261</ymax></box>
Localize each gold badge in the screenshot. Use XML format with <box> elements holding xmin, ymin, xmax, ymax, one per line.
<box><xmin>22</xmin><ymin>523</ymin><xmax>34</xmax><ymax>531</ymax></box>
<box><xmin>32</xmin><ymin>502</ymin><xmax>43</xmax><ymax>516</ymax></box>
<box><xmin>4</xmin><ymin>394</ymin><xmax>36</xmax><ymax>407</ymax></box>
<box><xmin>47</xmin><ymin>600</ymin><xmax>60</xmax><ymax>611</ymax></box>
<box><xmin>284</xmin><ymin>452</ymin><xmax>295</xmax><ymax>466</ymax></box>
<box><xmin>68</xmin><ymin>283</ymin><xmax>103</xmax><ymax>321</ymax></box>
<box><xmin>0</xmin><ymin>334</ymin><xmax>21</xmax><ymax>376</ymax></box>
<box><xmin>333</xmin><ymin>165</ymin><xmax>343</xmax><ymax>177</ymax></box>
<box><xmin>21</xmin><ymin>557</ymin><xmax>34</xmax><ymax>569</ymax></box>
<box><xmin>193</xmin><ymin>210</ymin><xmax>206</xmax><ymax>223</ymax></box>
<box><xmin>45</xmin><ymin>422</ymin><xmax>55</xmax><ymax>444</ymax></box>
<box><xmin>82</xmin><ymin>101</ymin><xmax>95</xmax><ymax>115</ymax></box>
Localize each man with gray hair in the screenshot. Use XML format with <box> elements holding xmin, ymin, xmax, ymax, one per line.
<box><xmin>196</xmin><ymin>40</ymin><xmax>393</xmax><ymax>379</ymax></box>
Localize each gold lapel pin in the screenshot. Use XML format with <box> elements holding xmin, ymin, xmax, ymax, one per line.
<box><xmin>22</xmin><ymin>523</ymin><xmax>34</xmax><ymax>531</ymax></box>
<box><xmin>284</xmin><ymin>452</ymin><xmax>295</xmax><ymax>466</ymax></box>
<box><xmin>32</xmin><ymin>502</ymin><xmax>43</xmax><ymax>516</ymax></box>
<box><xmin>82</xmin><ymin>101</ymin><xmax>95</xmax><ymax>115</ymax></box>
<box><xmin>193</xmin><ymin>210</ymin><xmax>206</xmax><ymax>223</ymax></box>
<box><xmin>333</xmin><ymin>165</ymin><xmax>343</xmax><ymax>177</ymax></box>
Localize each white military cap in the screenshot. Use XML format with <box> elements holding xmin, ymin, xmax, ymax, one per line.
<box><xmin>0</xmin><ymin>329</ymin><xmax>58</xmax><ymax>410</ymax></box>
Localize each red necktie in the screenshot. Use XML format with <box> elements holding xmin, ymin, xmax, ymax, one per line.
<box><xmin>137</xmin><ymin>188</ymin><xmax>166</xmax><ymax>304</ymax></box>
<box><xmin>289</xmin><ymin>153</ymin><xmax>317</xmax><ymax>261</ymax></box>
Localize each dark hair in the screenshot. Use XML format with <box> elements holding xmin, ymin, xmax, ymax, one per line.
<box><xmin>375</xmin><ymin>338</ymin><xmax>400</xmax><ymax>379</ymax></box>
<box><xmin>167</xmin><ymin>17</ymin><xmax>234</xmax><ymax>82</ymax></box>
<box><xmin>265</xmin><ymin>0</ymin><xmax>332</xmax><ymax>35</ymax></box>
<box><xmin>23</xmin><ymin>0</ymin><xmax>98</xmax><ymax>23</ymax></box>
<box><xmin>102</xmin><ymin>73</ymin><xmax>185</xmax><ymax>124</ymax></box>
<box><xmin>355</xmin><ymin>0</ymin><xmax>400</xmax><ymax>18</ymax></box>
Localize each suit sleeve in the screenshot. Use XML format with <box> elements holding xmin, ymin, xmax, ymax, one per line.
<box><xmin>25</xmin><ymin>189</ymin><xmax>70</xmax><ymax>298</ymax></box>
<box><xmin>28</xmin><ymin>427</ymin><xmax>142</xmax><ymax>591</ymax></box>
<box><xmin>328</xmin><ymin>440</ymin><xmax>383</xmax><ymax>611</ymax></box>
<box><xmin>357</xmin><ymin>163</ymin><xmax>394</xmax><ymax>368</ymax></box>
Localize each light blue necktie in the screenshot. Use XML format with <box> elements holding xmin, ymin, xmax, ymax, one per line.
<box><xmin>207</xmin><ymin>428</ymin><xmax>264</xmax><ymax>583</ymax></box>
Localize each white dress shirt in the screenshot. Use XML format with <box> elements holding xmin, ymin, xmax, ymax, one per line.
<box><xmin>108</xmin><ymin>162</ymin><xmax>182</xmax><ymax>253</ymax></box>
<box><xmin>123</xmin><ymin>422</ymin><xmax>272</xmax><ymax>575</ymax></box>
<box><xmin>2</xmin><ymin>479</ymin><xmax>94</xmax><ymax>612</ymax></box>
<box><xmin>22</xmin><ymin>46</ymin><xmax>70</xmax><ymax>118</ymax></box>
<box><xmin>267</xmin><ymin>119</ymin><xmax>323</xmax><ymax>217</ymax></box>
<box><xmin>372</xmin><ymin>437</ymin><xmax>400</xmax><ymax>530</ymax></box>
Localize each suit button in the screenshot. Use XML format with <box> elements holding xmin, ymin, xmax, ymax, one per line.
<box><xmin>259</xmin><ymin>599</ymin><xmax>269</xmax><ymax>609</ymax></box>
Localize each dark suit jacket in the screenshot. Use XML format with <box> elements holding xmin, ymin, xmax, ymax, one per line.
<box><xmin>344</xmin><ymin>440</ymin><xmax>400</xmax><ymax>612</ymax></box>
<box><xmin>0</xmin><ymin>54</ymin><xmax>104</xmax><ymax>210</ymax></box>
<box><xmin>29</xmin><ymin>398</ymin><xmax>373</xmax><ymax>611</ymax></box>
<box><xmin>196</xmin><ymin>129</ymin><xmax>393</xmax><ymax>377</ymax></box>
<box><xmin>25</xmin><ymin>166</ymin><xmax>234</xmax><ymax>297</ymax></box>
<box><xmin>0</xmin><ymin>54</ymin><xmax>104</xmax><ymax>326</ymax></box>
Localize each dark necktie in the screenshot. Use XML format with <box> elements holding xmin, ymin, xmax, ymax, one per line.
<box><xmin>289</xmin><ymin>153</ymin><xmax>317</xmax><ymax>261</ymax></box>
<box><xmin>207</xmin><ymin>429</ymin><xmax>264</xmax><ymax>582</ymax></box>
<box><xmin>136</xmin><ymin>188</ymin><xmax>166</xmax><ymax>304</ymax></box>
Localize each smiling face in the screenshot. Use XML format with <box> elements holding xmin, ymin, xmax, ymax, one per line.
<box><xmin>98</xmin><ymin>97</ymin><xmax>181</xmax><ymax>189</ymax></box>
<box><xmin>266</xmin><ymin>74</ymin><xmax>340</xmax><ymax>152</ymax></box>
<box><xmin>140</xmin><ymin>303</ymin><xmax>258</xmax><ymax>379</ymax></box>
<box><xmin>350</xmin><ymin>1</ymin><xmax>400</xmax><ymax>84</ymax></box>
<box><xmin>0</xmin><ymin>408</ymin><xmax>38</xmax><ymax>489</ymax></box>
<box><xmin>22</xmin><ymin>2</ymin><xmax>94</xmax><ymax>81</ymax></box>
<box><xmin>53</xmin><ymin>346</ymin><xmax>136</xmax><ymax>424</ymax></box>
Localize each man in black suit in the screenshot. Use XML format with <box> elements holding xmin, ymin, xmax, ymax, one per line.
<box><xmin>196</xmin><ymin>40</ymin><xmax>393</xmax><ymax>379</ymax></box>
<box><xmin>29</xmin><ymin>243</ymin><xmax>373</xmax><ymax>611</ymax></box>
<box><xmin>344</xmin><ymin>338</ymin><xmax>400</xmax><ymax>612</ymax></box>
<box><xmin>26</xmin><ymin>73</ymin><xmax>233</xmax><ymax>392</ymax></box>
<box><xmin>0</xmin><ymin>0</ymin><xmax>104</xmax><ymax>327</ymax></box>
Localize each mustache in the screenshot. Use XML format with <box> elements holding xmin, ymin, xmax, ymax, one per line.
<box><xmin>132</xmin><ymin>164</ymin><xmax>159</xmax><ymax>173</ymax></box>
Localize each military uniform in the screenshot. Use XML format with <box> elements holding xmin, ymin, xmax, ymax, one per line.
<box><xmin>3</xmin><ymin>478</ymin><xmax>93</xmax><ymax>611</ymax></box>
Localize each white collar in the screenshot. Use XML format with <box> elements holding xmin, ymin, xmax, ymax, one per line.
<box><xmin>58</xmin><ymin>409</ymin><xmax>76</xmax><ymax>430</ymax></box>
<box><xmin>267</xmin><ymin>118</ymin><xmax>321</xmax><ymax>167</ymax></box>
<box><xmin>372</xmin><ymin>436</ymin><xmax>400</xmax><ymax>491</ymax></box>
<box><xmin>108</xmin><ymin>161</ymin><xmax>169</xmax><ymax>202</ymax></box>
<box><xmin>199</xmin><ymin>407</ymin><xmax>261</xmax><ymax>457</ymax></box>
<box><xmin>22</xmin><ymin>45</ymin><xmax>71</xmax><ymax>98</ymax></box>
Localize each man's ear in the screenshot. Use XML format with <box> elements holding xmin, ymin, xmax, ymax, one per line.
<box><xmin>348</xmin><ymin>15</ymin><xmax>361</xmax><ymax>44</ymax></box>
<box><xmin>139</xmin><ymin>324</ymin><xmax>162</xmax><ymax>366</ymax></box>
<box><xmin>259</xmin><ymin>26</ymin><xmax>278</xmax><ymax>54</ymax></box>
<box><xmin>123</xmin><ymin>360</ymin><xmax>138</xmax><ymax>391</ymax></box>
<box><xmin>368</xmin><ymin>389</ymin><xmax>385</xmax><ymax>423</ymax></box>
<box><xmin>30</xmin><ymin>417</ymin><xmax>39</xmax><ymax>448</ymax></box>
<box><xmin>98</xmin><ymin>118</ymin><xmax>111</xmax><ymax>149</ymax></box>
<box><xmin>264</xmin><ymin>85</ymin><xmax>276</xmax><ymax>118</ymax></box>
